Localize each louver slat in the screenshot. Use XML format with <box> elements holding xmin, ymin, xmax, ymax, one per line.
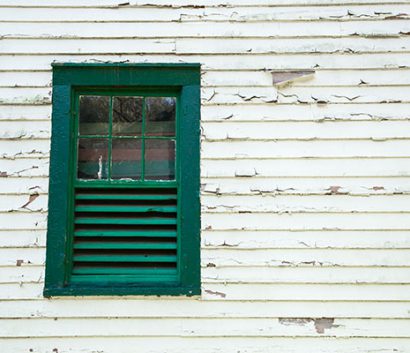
<box><xmin>71</xmin><ymin>187</ymin><xmax>178</xmax><ymax>283</ymax></box>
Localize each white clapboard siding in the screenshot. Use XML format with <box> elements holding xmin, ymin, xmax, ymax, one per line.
<box><xmin>0</xmin><ymin>230</ymin><xmax>46</xmax><ymax>248</ymax></box>
<box><xmin>0</xmin><ymin>140</ymin><xmax>50</xmax><ymax>161</ymax></box>
<box><xmin>1</xmin><ymin>53</ymin><xmax>410</xmax><ymax>71</ymax></box>
<box><xmin>3</xmin><ymin>37</ymin><xmax>410</xmax><ymax>55</ymax></box>
<box><xmin>201</xmin><ymin>177</ymin><xmax>410</xmax><ymax>196</ymax></box>
<box><xmin>202</xmin><ymin>69</ymin><xmax>410</xmax><ymax>87</ymax></box>
<box><xmin>0</xmin><ymin>248</ymin><xmax>46</xmax><ymax>266</ymax></box>
<box><xmin>0</xmin><ymin>266</ymin><xmax>45</xmax><ymax>284</ymax></box>
<box><xmin>202</xmin><ymin>159</ymin><xmax>410</xmax><ymax>177</ymax></box>
<box><xmin>2</xmin><ymin>5</ymin><xmax>410</xmax><ymax>22</ymax></box>
<box><xmin>202</xmin><ymin>267</ymin><xmax>410</xmax><ymax>284</ymax></box>
<box><xmin>177</xmin><ymin>37</ymin><xmax>410</xmax><ymax>54</ymax></box>
<box><xmin>0</xmin><ymin>39</ymin><xmax>176</xmax><ymax>55</ymax></box>
<box><xmin>0</xmin><ymin>338</ymin><xmax>408</xmax><ymax>353</ymax></box>
<box><xmin>200</xmin><ymin>248</ymin><xmax>410</xmax><ymax>267</ymax></box>
<box><xmin>2</xmin><ymin>338</ymin><xmax>410</xmax><ymax>353</ymax></box>
<box><xmin>0</xmin><ymin>317</ymin><xmax>409</xmax><ymax>338</ymax></box>
<box><xmin>201</xmin><ymin>103</ymin><xmax>410</xmax><ymax>121</ymax></box>
<box><xmin>0</xmin><ymin>160</ymin><xmax>49</xmax><ymax>177</ymax></box>
<box><xmin>3</xmin><ymin>0</ymin><xmax>410</xmax><ymax>5</ymax></box>
<box><xmin>0</xmin><ymin>71</ymin><xmax>52</xmax><ymax>88</ymax></box>
<box><xmin>0</xmin><ymin>87</ymin><xmax>51</xmax><ymax>105</ymax></box>
<box><xmin>202</xmin><ymin>283</ymin><xmax>410</xmax><ymax>301</ymax></box>
<box><xmin>0</xmin><ymin>213</ymin><xmax>47</xmax><ymax>230</ymax></box>
<box><xmin>1</xmin><ymin>21</ymin><xmax>409</xmax><ymax>38</ymax></box>
<box><xmin>204</xmin><ymin>121</ymin><xmax>410</xmax><ymax>139</ymax></box>
<box><xmin>0</xmin><ymin>194</ymin><xmax>48</xmax><ymax>212</ymax></box>
<box><xmin>0</xmin><ymin>300</ymin><xmax>409</xmax><ymax>319</ymax></box>
<box><xmin>202</xmin><ymin>213</ymin><xmax>410</xmax><ymax>230</ymax></box>
<box><xmin>202</xmin><ymin>140</ymin><xmax>410</xmax><ymax>158</ymax></box>
<box><xmin>0</xmin><ymin>105</ymin><xmax>51</xmax><ymax>121</ymax></box>
<box><xmin>201</xmin><ymin>86</ymin><xmax>410</xmax><ymax>104</ymax></box>
<box><xmin>201</xmin><ymin>194</ymin><xmax>410</xmax><ymax>213</ymax></box>
<box><xmin>2</xmin><ymin>282</ymin><xmax>410</xmax><ymax>301</ymax></box>
<box><xmin>1</xmin><ymin>0</ymin><xmax>410</xmax><ymax>351</ymax></box>
<box><xmin>202</xmin><ymin>230</ymin><xmax>410</xmax><ymax>249</ymax></box>
<box><xmin>0</xmin><ymin>178</ymin><xmax>48</xmax><ymax>194</ymax></box>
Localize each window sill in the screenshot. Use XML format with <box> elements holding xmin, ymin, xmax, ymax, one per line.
<box><xmin>44</xmin><ymin>284</ymin><xmax>201</xmax><ymax>297</ymax></box>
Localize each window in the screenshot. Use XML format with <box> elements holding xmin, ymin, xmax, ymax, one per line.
<box><xmin>44</xmin><ymin>63</ymin><xmax>201</xmax><ymax>296</ymax></box>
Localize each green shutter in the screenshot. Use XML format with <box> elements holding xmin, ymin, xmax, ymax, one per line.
<box><xmin>71</xmin><ymin>186</ymin><xmax>178</xmax><ymax>284</ymax></box>
<box><xmin>44</xmin><ymin>64</ymin><xmax>201</xmax><ymax>297</ymax></box>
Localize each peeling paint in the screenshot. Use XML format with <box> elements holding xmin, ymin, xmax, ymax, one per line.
<box><xmin>278</xmin><ymin>317</ymin><xmax>337</xmax><ymax>334</ymax></box>
<box><xmin>271</xmin><ymin>70</ymin><xmax>315</xmax><ymax>85</ymax></box>
<box><xmin>332</xmin><ymin>95</ymin><xmax>361</xmax><ymax>101</ymax></box>
<box><xmin>326</xmin><ymin>186</ymin><xmax>347</xmax><ymax>195</ymax></box>
<box><xmin>235</xmin><ymin>168</ymin><xmax>257</xmax><ymax>177</ymax></box>
<box><xmin>314</xmin><ymin>318</ymin><xmax>337</xmax><ymax>334</ymax></box>
<box><xmin>204</xmin><ymin>289</ymin><xmax>226</xmax><ymax>298</ymax></box>
<box><xmin>20</xmin><ymin>193</ymin><xmax>39</xmax><ymax>209</ymax></box>
<box><xmin>278</xmin><ymin>318</ymin><xmax>312</xmax><ymax>326</ymax></box>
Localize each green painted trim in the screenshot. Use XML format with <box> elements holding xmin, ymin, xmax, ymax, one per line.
<box><xmin>44</xmin><ymin>285</ymin><xmax>200</xmax><ymax>297</ymax></box>
<box><xmin>44</xmin><ymin>85</ymin><xmax>71</xmax><ymax>290</ymax></box>
<box><xmin>52</xmin><ymin>63</ymin><xmax>200</xmax><ymax>86</ymax></box>
<box><xmin>179</xmin><ymin>85</ymin><xmax>201</xmax><ymax>292</ymax></box>
<box><xmin>44</xmin><ymin>63</ymin><xmax>201</xmax><ymax>297</ymax></box>
<box><xmin>52</xmin><ymin>62</ymin><xmax>200</xmax><ymax>68</ymax></box>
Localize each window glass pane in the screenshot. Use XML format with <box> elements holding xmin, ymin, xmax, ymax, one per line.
<box><xmin>145</xmin><ymin>97</ymin><xmax>176</xmax><ymax>137</ymax></box>
<box><xmin>77</xmin><ymin>138</ymin><xmax>109</xmax><ymax>180</ymax></box>
<box><xmin>145</xmin><ymin>139</ymin><xmax>175</xmax><ymax>180</ymax></box>
<box><xmin>79</xmin><ymin>96</ymin><xmax>109</xmax><ymax>135</ymax></box>
<box><xmin>113</xmin><ymin>96</ymin><xmax>143</xmax><ymax>136</ymax></box>
<box><xmin>112</xmin><ymin>138</ymin><xmax>142</xmax><ymax>180</ymax></box>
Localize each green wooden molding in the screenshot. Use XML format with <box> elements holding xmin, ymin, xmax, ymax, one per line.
<box><xmin>52</xmin><ymin>62</ymin><xmax>200</xmax><ymax>86</ymax></box>
<box><xmin>44</xmin><ymin>63</ymin><xmax>201</xmax><ymax>297</ymax></box>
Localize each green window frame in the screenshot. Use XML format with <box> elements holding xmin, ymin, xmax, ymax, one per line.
<box><xmin>44</xmin><ymin>63</ymin><xmax>201</xmax><ymax>296</ymax></box>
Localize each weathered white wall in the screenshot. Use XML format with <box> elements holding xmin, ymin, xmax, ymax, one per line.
<box><xmin>1</xmin><ymin>1</ymin><xmax>410</xmax><ymax>352</ymax></box>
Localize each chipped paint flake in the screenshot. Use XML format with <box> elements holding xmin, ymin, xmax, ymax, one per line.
<box><xmin>271</xmin><ymin>70</ymin><xmax>315</xmax><ymax>85</ymax></box>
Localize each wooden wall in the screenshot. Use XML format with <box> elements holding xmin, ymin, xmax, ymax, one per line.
<box><xmin>0</xmin><ymin>1</ymin><xmax>409</xmax><ymax>352</ymax></box>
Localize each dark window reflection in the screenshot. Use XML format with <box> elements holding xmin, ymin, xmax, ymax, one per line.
<box><xmin>77</xmin><ymin>95</ymin><xmax>177</xmax><ymax>181</ymax></box>
<box><xmin>77</xmin><ymin>138</ymin><xmax>109</xmax><ymax>180</ymax></box>
<box><xmin>113</xmin><ymin>96</ymin><xmax>143</xmax><ymax>136</ymax></box>
<box><xmin>79</xmin><ymin>96</ymin><xmax>109</xmax><ymax>136</ymax></box>
<box><xmin>112</xmin><ymin>139</ymin><xmax>142</xmax><ymax>180</ymax></box>
<box><xmin>145</xmin><ymin>139</ymin><xmax>175</xmax><ymax>180</ymax></box>
<box><xmin>146</xmin><ymin>97</ymin><xmax>176</xmax><ymax>137</ymax></box>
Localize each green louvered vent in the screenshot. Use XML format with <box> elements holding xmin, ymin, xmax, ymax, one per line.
<box><xmin>71</xmin><ymin>187</ymin><xmax>178</xmax><ymax>283</ymax></box>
